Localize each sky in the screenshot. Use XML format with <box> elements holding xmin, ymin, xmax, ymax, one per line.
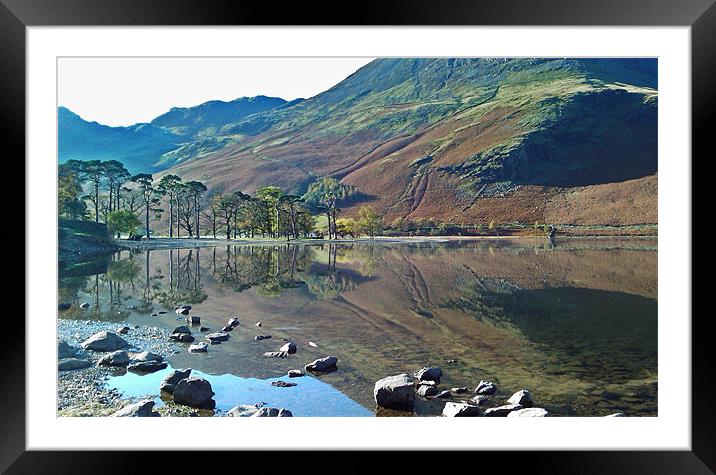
<box><xmin>58</xmin><ymin>57</ymin><xmax>375</xmax><ymax>126</ymax></box>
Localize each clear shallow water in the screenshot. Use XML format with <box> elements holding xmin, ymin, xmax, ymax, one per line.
<box><xmin>59</xmin><ymin>238</ymin><xmax>657</xmax><ymax>416</ymax></box>
<box><xmin>106</xmin><ymin>365</ymin><xmax>372</xmax><ymax>416</ymax></box>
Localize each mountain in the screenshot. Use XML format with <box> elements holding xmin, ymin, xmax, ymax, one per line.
<box><xmin>163</xmin><ymin>58</ymin><xmax>657</xmax><ymax>226</ymax></box>
<box><xmin>58</xmin><ymin>95</ymin><xmax>291</xmax><ymax>174</ymax></box>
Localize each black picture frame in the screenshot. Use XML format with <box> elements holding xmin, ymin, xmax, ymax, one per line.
<box><xmin>4</xmin><ymin>0</ymin><xmax>711</xmax><ymax>471</ymax></box>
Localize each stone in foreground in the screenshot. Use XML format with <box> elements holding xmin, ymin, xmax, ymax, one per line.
<box><xmin>443</xmin><ymin>402</ymin><xmax>482</xmax><ymax>417</ymax></box>
<box><xmin>97</xmin><ymin>350</ymin><xmax>130</xmax><ymax>367</ymax></box>
<box><xmin>475</xmin><ymin>380</ymin><xmax>497</xmax><ymax>395</ymax></box>
<box><xmin>507</xmin><ymin>389</ymin><xmax>533</xmax><ymax>407</ymax></box>
<box><xmin>251</xmin><ymin>407</ymin><xmax>293</xmax><ymax>417</ymax></box>
<box><xmin>305</xmin><ymin>355</ymin><xmax>338</xmax><ymax>372</ymax></box>
<box><xmin>58</xmin><ymin>358</ymin><xmax>92</xmax><ymax>371</ymax></box>
<box><xmin>160</xmin><ymin>368</ymin><xmax>192</xmax><ymax>393</ymax></box>
<box><xmin>173</xmin><ymin>377</ymin><xmax>215</xmax><ymax>409</ymax></box>
<box><xmin>507</xmin><ymin>408</ymin><xmax>550</xmax><ymax>417</ymax></box>
<box><xmin>374</xmin><ymin>373</ymin><xmax>415</xmax><ymax>410</ymax></box>
<box><xmin>130</xmin><ymin>351</ymin><xmax>163</xmax><ymax>363</ymax></box>
<box><xmin>81</xmin><ymin>331</ymin><xmax>129</xmax><ymax>352</ymax></box>
<box><xmin>128</xmin><ymin>360</ymin><xmax>168</xmax><ymax>373</ymax></box>
<box><xmin>414</xmin><ymin>367</ymin><xmax>442</xmax><ymax>383</ymax></box>
<box><xmin>280</xmin><ymin>342</ymin><xmax>297</xmax><ymax>354</ymax></box>
<box><xmin>111</xmin><ymin>399</ymin><xmax>160</xmax><ymax>417</ymax></box>
<box><xmin>416</xmin><ymin>385</ymin><xmax>439</xmax><ymax>397</ymax></box>
<box><xmin>188</xmin><ymin>342</ymin><xmax>208</xmax><ymax>353</ymax></box>
<box><xmin>484</xmin><ymin>404</ymin><xmax>524</xmax><ymax>417</ymax></box>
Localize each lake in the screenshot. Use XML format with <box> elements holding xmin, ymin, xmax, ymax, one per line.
<box><xmin>58</xmin><ymin>238</ymin><xmax>657</xmax><ymax>416</ymax></box>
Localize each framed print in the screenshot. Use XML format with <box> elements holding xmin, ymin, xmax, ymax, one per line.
<box><xmin>5</xmin><ymin>0</ymin><xmax>713</xmax><ymax>471</ymax></box>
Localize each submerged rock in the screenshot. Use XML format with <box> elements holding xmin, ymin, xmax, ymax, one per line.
<box><xmin>271</xmin><ymin>381</ymin><xmax>297</xmax><ymax>388</ymax></box>
<box><xmin>160</xmin><ymin>368</ymin><xmax>192</xmax><ymax>393</ymax></box>
<box><xmin>443</xmin><ymin>402</ymin><xmax>482</xmax><ymax>417</ymax></box>
<box><xmin>415</xmin><ymin>367</ymin><xmax>442</xmax><ymax>383</ymax></box>
<box><xmin>374</xmin><ymin>373</ymin><xmax>415</xmax><ymax>410</ymax></box>
<box><xmin>97</xmin><ymin>350</ymin><xmax>130</xmax><ymax>367</ymax></box>
<box><xmin>280</xmin><ymin>342</ymin><xmax>297</xmax><ymax>354</ymax></box>
<box><xmin>58</xmin><ymin>303</ymin><xmax>71</xmax><ymax>311</ymax></box>
<box><xmin>305</xmin><ymin>356</ymin><xmax>338</xmax><ymax>372</ymax></box>
<box><xmin>507</xmin><ymin>390</ymin><xmax>533</xmax><ymax>407</ymax></box>
<box><xmin>206</xmin><ymin>332</ymin><xmax>230</xmax><ymax>343</ymax></box>
<box><xmin>172</xmin><ymin>325</ymin><xmax>191</xmax><ymax>335</ymax></box>
<box><xmin>484</xmin><ymin>404</ymin><xmax>524</xmax><ymax>417</ymax></box>
<box><xmin>111</xmin><ymin>399</ymin><xmax>160</xmax><ymax>417</ymax></box>
<box><xmin>507</xmin><ymin>408</ymin><xmax>549</xmax><ymax>417</ymax></box>
<box><xmin>188</xmin><ymin>342</ymin><xmax>208</xmax><ymax>353</ymax></box>
<box><xmin>475</xmin><ymin>380</ymin><xmax>497</xmax><ymax>395</ymax></box>
<box><xmin>81</xmin><ymin>331</ymin><xmax>129</xmax><ymax>352</ymax></box>
<box><xmin>127</xmin><ymin>360</ymin><xmax>168</xmax><ymax>373</ymax></box>
<box><xmin>58</xmin><ymin>358</ymin><xmax>92</xmax><ymax>371</ymax></box>
<box><xmin>173</xmin><ymin>377</ymin><xmax>215</xmax><ymax>409</ymax></box>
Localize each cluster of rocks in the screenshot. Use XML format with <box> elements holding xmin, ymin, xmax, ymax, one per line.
<box><xmin>373</xmin><ymin>366</ymin><xmax>551</xmax><ymax>417</ymax></box>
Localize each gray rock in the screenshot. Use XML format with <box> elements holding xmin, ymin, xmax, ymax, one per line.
<box><xmin>170</xmin><ymin>333</ymin><xmax>195</xmax><ymax>343</ymax></box>
<box><xmin>451</xmin><ymin>387</ymin><xmax>469</xmax><ymax>394</ymax></box>
<box><xmin>435</xmin><ymin>389</ymin><xmax>452</xmax><ymax>399</ymax></box>
<box><xmin>264</xmin><ymin>351</ymin><xmax>288</xmax><ymax>358</ymax></box>
<box><xmin>471</xmin><ymin>395</ymin><xmax>490</xmax><ymax>406</ymax></box>
<box><xmin>305</xmin><ymin>355</ymin><xmax>338</xmax><ymax>372</ymax></box>
<box><xmin>200</xmin><ymin>326</ymin><xmax>210</xmax><ymax>332</ymax></box>
<box><xmin>111</xmin><ymin>399</ymin><xmax>160</xmax><ymax>417</ymax></box>
<box><xmin>173</xmin><ymin>377</ymin><xmax>215</xmax><ymax>408</ymax></box>
<box><xmin>228</xmin><ymin>318</ymin><xmax>240</xmax><ymax>327</ymax></box>
<box><xmin>206</xmin><ymin>332</ymin><xmax>230</xmax><ymax>342</ymax></box>
<box><xmin>221</xmin><ymin>325</ymin><xmax>234</xmax><ymax>332</ymax></box>
<box><xmin>97</xmin><ymin>350</ymin><xmax>130</xmax><ymax>367</ymax></box>
<box><xmin>507</xmin><ymin>389</ymin><xmax>533</xmax><ymax>407</ymax></box>
<box><xmin>79</xmin><ymin>302</ymin><xmax>90</xmax><ymax>309</ymax></box>
<box><xmin>130</xmin><ymin>351</ymin><xmax>163</xmax><ymax>363</ymax></box>
<box><xmin>287</xmin><ymin>370</ymin><xmax>304</xmax><ymax>378</ymax></box>
<box><xmin>187</xmin><ymin>316</ymin><xmax>201</xmax><ymax>325</ymax></box>
<box><xmin>484</xmin><ymin>404</ymin><xmax>524</xmax><ymax>417</ymax></box>
<box><xmin>374</xmin><ymin>373</ymin><xmax>415</xmax><ymax>410</ymax></box>
<box><xmin>116</xmin><ymin>326</ymin><xmax>130</xmax><ymax>335</ymax></box>
<box><xmin>507</xmin><ymin>407</ymin><xmax>550</xmax><ymax>417</ymax></box>
<box><xmin>414</xmin><ymin>367</ymin><xmax>442</xmax><ymax>383</ymax></box>
<box><xmin>172</xmin><ymin>325</ymin><xmax>191</xmax><ymax>335</ymax></box>
<box><xmin>81</xmin><ymin>331</ymin><xmax>129</xmax><ymax>352</ymax></box>
<box><xmin>416</xmin><ymin>385</ymin><xmax>439</xmax><ymax>397</ymax></box>
<box><xmin>227</xmin><ymin>404</ymin><xmax>260</xmax><ymax>417</ymax></box>
<box><xmin>58</xmin><ymin>303</ymin><xmax>71</xmax><ymax>311</ymax></box>
<box><xmin>160</xmin><ymin>368</ymin><xmax>192</xmax><ymax>393</ymax></box>
<box><xmin>443</xmin><ymin>402</ymin><xmax>482</xmax><ymax>417</ymax></box>
<box><xmin>280</xmin><ymin>342</ymin><xmax>297</xmax><ymax>354</ymax></box>
<box><xmin>254</xmin><ymin>335</ymin><xmax>272</xmax><ymax>341</ymax></box>
<box><xmin>188</xmin><ymin>342</ymin><xmax>208</xmax><ymax>353</ymax></box>
<box><xmin>251</xmin><ymin>407</ymin><xmax>292</xmax><ymax>417</ymax></box>
<box><xmin>255</xmin><ymin>322</ymin><xmax>262</xmax><ymax>327</ymax></box>
<box><xmin>58</xmin><ymin>341</ymin><xmax>82</xmax><ymax>359</ymax></box>
<box><xmin>271</xmin><ymin>381</ymin><xmax>297</xmax><ymax>388</ymax></box>
<box><xmin>127</xmin><ymin>360</ymin><xmax>168</xmax><ymax>373</ymax></box>
<box><xmin>58</xmin><ymin>358</ymin><xmax>92</xmax><ymax>371</ymax></box>
<box><xmin>475</xmin><ymin>380</ymin><xmax>497</xmax><ymax>395</ymax></box>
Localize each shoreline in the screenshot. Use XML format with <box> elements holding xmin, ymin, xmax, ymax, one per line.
<box><xmin>116</xmin><ymin>234</ymin><xmax>657</xmax><ymax>251</ymax></box>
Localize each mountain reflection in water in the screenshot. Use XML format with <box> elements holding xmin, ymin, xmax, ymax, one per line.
<box><xmin>58</xmin><ymin>239</ymin><xmax>657</xmax><ymax>416</ymax></box>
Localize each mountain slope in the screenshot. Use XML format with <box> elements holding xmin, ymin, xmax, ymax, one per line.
<box><xmin>162</xmin><ymin>58</ymin><xmax>657</xmax><ymax>226</ymax></box>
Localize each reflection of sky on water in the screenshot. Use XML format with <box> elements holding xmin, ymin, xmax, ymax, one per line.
<box><xmin>106</xmin><ymin>365</ymin><xmax>372</xmax><ymax>416</ymax></box>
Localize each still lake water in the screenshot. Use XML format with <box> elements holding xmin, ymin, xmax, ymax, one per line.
<box><xmin>59</xmin><ymin>238</ymin><xmax>657</xmax><ymax>416</ymax></box>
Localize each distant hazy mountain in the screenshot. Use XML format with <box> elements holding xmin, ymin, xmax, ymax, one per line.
<box><xmin>59</xmin><ymin>58</ymin><xmax>658</xmax><ymax>226</ymax></box>
<box><xmin>58</xmin><ymin>95</ymin><xmax>292</xmax><ymax>173</ymax></box>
